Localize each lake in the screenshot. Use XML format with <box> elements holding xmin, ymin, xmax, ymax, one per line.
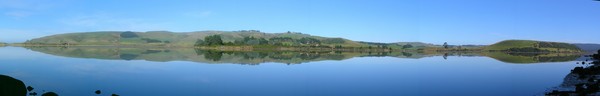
<box><xmin>0</xmin><ymin>46</ymin><xmax>588</xmax><ymax>96</ymax></box>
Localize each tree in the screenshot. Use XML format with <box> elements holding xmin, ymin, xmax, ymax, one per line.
<box><xmin>204</xmin><ymin>35</ymin><xmax>224</xmax><ymax>46</ymax></box>
<box><xmin>298</xmin><ymin>37</ymin><xmax>320</xmax><ymax>45</ymax></box>
<box><xmin>195</xmin><ymin>39</ymin><xmax>206</xmax><ymax>46</ymax></box>
<box><xmin>402</xmin><ymin>44</ymin><xmax>413</xmax><ymax>49</ymax></box>
<box><xmin>120</xmin><ymin>31</ymin><xmax>138</xmax><ymax>38</ymax></box>
<box><xmin>335</xmin><ymin>45</ymin><xmax>343</xmax><ymax>49</ymax></box>
<box><xmin>443</xmin><ymin>42</ymin><xmax>449</xmax><ymax>49</ymax></box>
<box><xmin>258</xmin><ymin>38</ymin><xmax>269</xmax><ymax>45</ymax></box>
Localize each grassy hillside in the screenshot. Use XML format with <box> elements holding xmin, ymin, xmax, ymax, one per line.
<box><xmin>24</xmin><ymin>30</ymin><xmax>438</xmax><ymax>49</ymax></box>
<box><xmin>573</xmin><ymin>43</ymin><xmax>600</xmax><ymax>53</ymax></box>
<box><xmin>24</xmin><ymin>31</ymin><xmax>372</xmax><ymax>47</ymax></box>
<box><xmin>484</xmin><ymin>40</ymin><xmax>582</xmax><ymax>53</ymax></box>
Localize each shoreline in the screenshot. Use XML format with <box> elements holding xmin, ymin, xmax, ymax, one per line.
<box><xmin>10</xmin><ymin>44</ymin><xmax>586</xmax><ymax>54</ymax></box>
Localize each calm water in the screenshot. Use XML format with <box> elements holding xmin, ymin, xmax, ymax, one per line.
<box><xmin>0</xmin><ymin>46</ymin><xmax>585</xmax><ymax>96</ymax></box>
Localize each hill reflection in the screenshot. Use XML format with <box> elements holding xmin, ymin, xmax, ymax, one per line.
<box><xmin>24</xmin><ymin>47</ymin><xmax>581</xmax><ymax>64</ymax></box>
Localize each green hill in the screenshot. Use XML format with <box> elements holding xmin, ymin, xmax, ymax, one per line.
<box><xmin>484</xmin><ymin>40</ymin><xmax>582</xmax><ymax>53</ymax></box>
<box><xmin>24</xmin><ymin>30</ymin><xmax>372</xmax><ymax>47</ymax></box>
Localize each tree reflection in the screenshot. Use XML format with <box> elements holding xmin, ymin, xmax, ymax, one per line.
<box><xmin>24</xmin><ymin>47</ymin><xmax>582</xmax><ymax>64</ymax></box>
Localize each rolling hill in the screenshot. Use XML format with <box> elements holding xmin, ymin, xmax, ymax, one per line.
<box><xmin>24</xmin><ymin>30</ymin><xmax>420</xmax><ymax>48</ymax></box>
<box><xmin>484</xmin><ymin>40</ymin><xmax>582</xmax><ymax>53</ymax></box>
<box><xmin>24</xmin><ymin>31</ymin><xmax>357</xmax><ymax>47</ymax></box>
<box><xmin>573</xmin><ymin>43</ymin><xmax>600</xmax><ymax>53</ymax></box>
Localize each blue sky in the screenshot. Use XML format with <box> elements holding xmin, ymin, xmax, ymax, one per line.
<box><xmin>1</xmin><ymin>0</ymin><xmax>599</xmax><ymax>45</ymax></box>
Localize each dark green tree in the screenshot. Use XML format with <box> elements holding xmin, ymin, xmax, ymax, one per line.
<box><xmin>120</xmin><ymin>31</ymin><xmax>138</xmax><ymax>38</ymax></box>
<box><xmin>204</xmin><ymin>35</ymin><xmax>224</xmax><ymax>46</ymax></box>
<box><xmin>402</xmin><ymin>44</ymin><xmax>413</xmax><ymax>49</ymax></box>
<box><xmin>195</xmin><ymin>39</ymin><xmax>206</xmax><ymax>46</ymax></box>
<box><xmin>298</xmin><ymin>37</ymin><xmax>321</xmax><ymax>45</ymax></box>
<box><xmin>443</xmin><ymin>42</ymin><xmax>449</xmax><ymax>49</ymax></box>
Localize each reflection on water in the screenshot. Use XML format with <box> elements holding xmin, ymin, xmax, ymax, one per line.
<box><xmin>482</xmin><ymin>52</ymin><xmax>582</xmax><ymax>64</ymax></box>
<box><xmin>0</xmin><ymin>47</ymin><xmax>588</xmax><ymax>95</ymax></box>
<box><xmin>24</xmin><ymin>46</ymin><xmax>581</xmax><ymax>64</ymax></box>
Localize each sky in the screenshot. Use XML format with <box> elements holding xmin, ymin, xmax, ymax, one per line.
<box><xmin>1</xmin><ymin>0</ymin><xmax>599</xmax><ymax>45</ymax></box>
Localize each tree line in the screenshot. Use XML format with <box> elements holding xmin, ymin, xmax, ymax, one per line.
<box><xmin>195</xmin><ymin>35</ymin><xmax>340</xmax><ymax>47</ymax></box>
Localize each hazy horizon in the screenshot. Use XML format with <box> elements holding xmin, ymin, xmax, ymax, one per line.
<box><xmin>1</xmin><ymin>0</ymin><xmax>600</xmax><ymax>44</ymax></box>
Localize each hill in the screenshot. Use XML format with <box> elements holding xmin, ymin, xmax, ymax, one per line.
<box><xmin>573</xmin><ymin>43</ymin><xmax>600</xmax><ymax>53</ymax></box>
<box><xmin>24</xmin><ymin>30</ymin><xmax>371</xmax><ymax>47</ymax></box>
<box><xmin>23</xmin><ymin>31</ymin><xmax>441</xmax><ymax>50</ymax></box>
<box><xmin>484</xmin><ymin>40</ymin><xmax>582</xmax><ymax>53</ymax></box>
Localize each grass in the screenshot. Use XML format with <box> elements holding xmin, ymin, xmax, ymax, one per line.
<box><xmin>484</xmin><ymin>40</ymin><xmax>582</xmax><ymax>52</ymax></box>
<box><xmin>484</xmin><ymin>40</ymin><xmax>538</xmax><ymax>51</ymax></box>
<box><xmin>24</xmin><ymin>31</ymin><xmax>377</xmax><ymax>48</ymax></box>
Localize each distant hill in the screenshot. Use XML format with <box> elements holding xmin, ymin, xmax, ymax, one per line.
<box><xmin>573</xmin><ymin>43</ymin><xmax>600</xmax><ymax>53</ymax></box>
<box><xmin>23</xmin><ymin>31</ymin><xmax>438</xmax><ymax>49</ymax></box>
<box><xmin>24</xmin><ymin>30</ymin><xmax>371</xmax><ymax>47</ymax></box>
<box><xmin>484</xmin><ymin>40</ymin><xmax>582</xmax><ymax>53</ymax></box>
<box><xmin>355</xmin><ymin>41</ymin><xmax>439</xmax><ymax>50</ymax></box>
<box><xmin>393</xmin><ymin>42</ymin><xmax>439</xmax><ymax>48</ymax></box>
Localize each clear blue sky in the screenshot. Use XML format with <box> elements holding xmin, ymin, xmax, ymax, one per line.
<box><xmin>1</xmin><ymin>0</ymin><xmax>599</xmax><ymax>45</ymax></box>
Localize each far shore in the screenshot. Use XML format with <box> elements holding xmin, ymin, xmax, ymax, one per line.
<box><xmin>7</xmin><ymin>43</ymin><xmax>586</xmax><ymax>54</ymax></box>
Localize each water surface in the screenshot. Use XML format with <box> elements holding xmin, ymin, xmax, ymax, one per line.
<box><xmin>0</xmin><ymin>47</ymin><xmax>584</xmax><ymax>96</ymax></box>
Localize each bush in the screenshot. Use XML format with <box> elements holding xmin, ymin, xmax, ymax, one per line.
<box><xmin>120</xmin><ymin>31</ymin><xmax>138</xmax><ymax>38</ymax></box>
<box><xmin>204</xmin><ymin>35</ymin><xmax>224</xmax><ymax>46</ymax></box>
<box><xmin>537</xmin><ymin>42</ymin><xmax>580</xmax><ymax>50</ymax></box>
<box><xmin>402</xmin><ymin>44</ymin><xmax>413</xmax><ymax>49</ymax></box>
<box><xmin>506</xmin><ymin>47</ymin><xmax>550</xmax><ymax>52</ymax></box>
<box><xmin>322</xmin><ymin>38</ymin><xmax>345</xmax><ymax>44</ymax></box>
